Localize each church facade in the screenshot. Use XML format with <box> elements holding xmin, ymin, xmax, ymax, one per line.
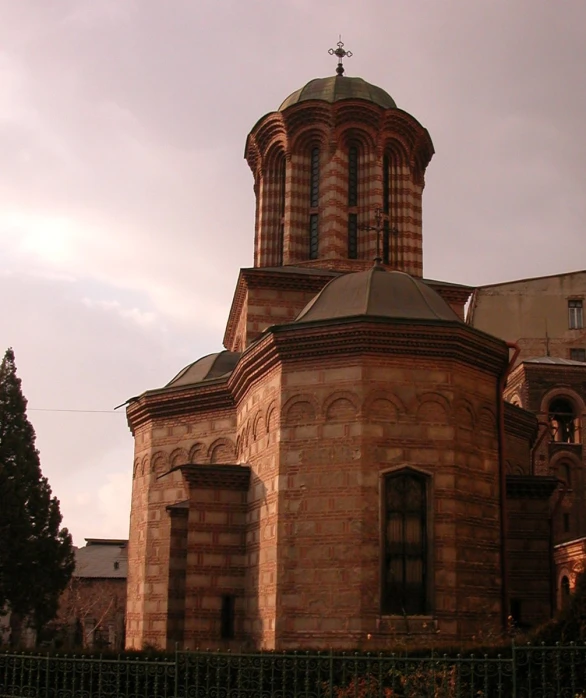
<box><xmin>125</xmin><ymin>61</ymin><xmax>567</xmax><ymax>651</ymax></box>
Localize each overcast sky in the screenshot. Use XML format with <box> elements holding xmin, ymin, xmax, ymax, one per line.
<box><xmin>1</xmin><ymin>0</ymin><xmax>585</xmax><ymax>546</ymax></box>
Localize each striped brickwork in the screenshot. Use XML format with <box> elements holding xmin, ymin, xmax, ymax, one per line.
<box><xmin>245</xmin><ymin>101</ymin><xmax>433</xmax><ymax>276</ymax></box>
<box><xmin>125</xmin><ymin>399</ymin><xmax>238</xmax><ymax>650</ymax></box>
<box><xmin>235</xmin><ymin>365</ymin><xmax>282</xmax><ymax>649</ymax></box>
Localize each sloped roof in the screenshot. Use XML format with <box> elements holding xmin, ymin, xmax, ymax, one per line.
<box><xmin>294</xmin><ymin>267</ymin><xmax>461</xmax><ymax>325</ymax></box>
<box><xmin>523</xmin><ymin>357</ymin><xmax>586</xmax><ymax>367</ymax></box>
<box><xmin>166</xmin><ymin>351</ymin><xmax>241</xmax><ymax>388</ymax></box>
<box><xmin>74</xmin><ymin>539</ymin><xmax>128</xmax><ymax>579</ymax></box>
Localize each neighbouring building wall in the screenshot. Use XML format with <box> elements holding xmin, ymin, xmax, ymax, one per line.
<box><xmin>554</xmin><ymin>538</ymin><xmax>586</xmax><ymax>610</ymax></box>
<box><xmin>58</xmin><ymin>578</ymin><xmax>127</xmax><ymax>649</ymax></box>
<box><xmin>506</xmin><ymin>477</ymin><xmax>558</xmax><ymax>630</ymax></box>
<box><xmin>504</xmin><ymin>363</ymin><xmax>586</xmax><ymax>545</ymax></box>
<box><xmin>469</xmin><ymin>272</ymin><xmax>586</xmax><ymax>362</ymax></box>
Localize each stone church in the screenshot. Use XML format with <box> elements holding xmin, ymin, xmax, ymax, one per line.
<box><xmin>125</xmin><ymin>50</ymin><xmax>584</xmax><ymax>651</ymax></box>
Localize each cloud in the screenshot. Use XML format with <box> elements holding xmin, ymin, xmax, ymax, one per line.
<box><xmin>81</xmin><ymin>298</ymin><xmax>158</xmax><ymax>329</ymax></box>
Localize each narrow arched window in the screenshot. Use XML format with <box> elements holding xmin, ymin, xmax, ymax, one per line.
<box><xmin>549</xmin><ymin>398</ymin><xmax>578</xmax><ymax>444</ymax></box>
<box><xmin>382</xmin><ymin>154</ymin><xmax>391</xmax><ymax>264</ymax></box>
<box><xmin>308</xmin><ymin>147</ymin><xmax>320</xmax><ymax>259</ymax></box>
<box><xmin>276</xmin><ymin>156</ymin><xmax>286</xmax><ymax>266</ymax></box>
<box><xmin>348</xmin><ymin>145</ymin><xmax>359</xmax><ymax>259</ymax></box>
<box><xmin>383</xmin><ymin>470</ymin><xmax>428</xmax><ymax>615</ymax></box>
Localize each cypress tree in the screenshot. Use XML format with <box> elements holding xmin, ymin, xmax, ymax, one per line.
<box><xmin>0</xmin><ymin>347</ymin><xmax>74</xmax><ymax>644</ymax></box>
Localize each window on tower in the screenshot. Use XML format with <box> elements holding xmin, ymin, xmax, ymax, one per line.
<box><xmin>276</xmin><ymin>155</ymin><xmax>286</xmax><ymax>266</ymax></box>
<box><xmin>309</xmin><ymin>147</ymin><xmax>320</xmax><ymax>259</ymax></box>
<box><xmin>382</xmin><ymin>469</ymin><xmax>428</xmax><ymax>615</ymax></box>
<box><xmin>382</xmin><ymin>154</ymin><xmax>391</xmax><ymax>264</ymax></box>
<box><xmin>348</xmin><ymin>145</ymin><xmax>359</xmax><ymax>259</ymax></box>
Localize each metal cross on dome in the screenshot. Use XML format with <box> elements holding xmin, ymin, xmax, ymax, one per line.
<box><xmin>328</xmin><ymin>37</ymin><xmax>353</xmax><ymax>76</ymax></box>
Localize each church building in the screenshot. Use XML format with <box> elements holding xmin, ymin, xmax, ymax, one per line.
<box><xmin>124</xmin><ymin>46</ymin><xmax>570</xmax><ymax>651</ymax></box>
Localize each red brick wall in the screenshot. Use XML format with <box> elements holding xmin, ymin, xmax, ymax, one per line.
<box><xmin>126</xmin><ymin>402</ymin><xmax>237</xmax><ymax>650</ymax></box>
<box><xmin>183</xmin><ymin>486</ymin><xmax>247</xmax><ymax>649</ymax></box>
<box><xmin>272</xmin><ymin>354</ymin><xmax>503</xmax><ymax>648</ymax></box>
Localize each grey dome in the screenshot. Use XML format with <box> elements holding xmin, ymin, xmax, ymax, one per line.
<box><xmin>279</xmin><ymin>76</ymin><xmax>397</xmax><ymax>111</ymax></box>
<box><xmin>166</xmin><ymin>351</ymin><xmax>240</xmax><ymax>388</ymax></box>
<box><xmin>295</xmin><ymin>268</ymin><xmax>461</xmax><ymax>325</ymax></box>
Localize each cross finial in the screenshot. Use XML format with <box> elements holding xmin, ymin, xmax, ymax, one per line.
<box><xmin>328</xmin><ymin>36</ymin><xmax>353</xmax><ymax>76</ymax></box>
<box><xmin>359</xmin><ymin>207</ymin><xmax>398</xmax><ymax>267</ymax></box>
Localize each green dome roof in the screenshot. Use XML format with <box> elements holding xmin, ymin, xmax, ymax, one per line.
<box><xmin>166</xmin><ymin>351</ymin><xmax>240</xmax><ymax>388</ymax></box>
<box><xmin>279</xmin><ymin>76</ymin><xmax>397</xmax><ymax>111</ymax></box>
<box><xmin>294</xmin><ymin>268</ymin><xmax>461</xmax><ymax>325</ymax></box>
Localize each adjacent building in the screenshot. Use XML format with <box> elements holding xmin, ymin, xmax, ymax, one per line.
<box><xmin>470</xmin><ymin>274</ymin><xmax>586</xmax><ymax>609</ymax></box>
<box><xmin>58</xmin><ymin>539</ymin><xmax>128</xmax><ymax>650</ymax></box>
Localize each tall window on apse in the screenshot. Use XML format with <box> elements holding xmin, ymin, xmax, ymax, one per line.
<box><xmin>382</xmin><ymin>154</ymin><xmax>391</xmax><ymax>264</ymax></box>
<box><xmin>308</xmin><ymin>147</ymin><xmax>320</xmax><ymax>259</ymax></box>
<box><xmin>348</xmin><ymin>145</ymin><xmax>359</xmax><ymax>259</ymax></box>
<box><xmin>383</xmin><ymin>470</ymin><xmax>427</xmax><ymax>615</ymax></box>
<box><xmin>276</xmin><ymin>156</ymin><xmax>286</xmax><ymax>266</ymax></box>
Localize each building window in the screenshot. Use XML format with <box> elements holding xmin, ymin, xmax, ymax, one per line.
<box><xmin>308</xmin><ymin>147</ymin><xmax>320</xmax><ymax>259</ymax></box>
<box><xmin>348</xmin><ymin>146</ymin><xmax>358</xmax><ymax>259</ymax></box>
<box><xmin>569</xmin><ymin>300</ymin><xmax>584</xmax><ymax>329</ymax></box>
<box><xmin>220</xmin><ymin>595</ymin><xmax>235</xmax><ymax>639</ymax></box>
<box><xmin>382</xmin><ymin>470</ymin><xmax>428</xmax><ymax>615</ymax></box>
<box><xmin>348</xmin><ymin>146</ymin><xmax>358</xmax><ymax>207</ymax></box>
<box><xmin>382</xmin><ymin>154</ymin><xmax>391</xmax><ymax>264</ymax></box>
<box><xmin>277</xmin><ymin>156</ymin><xmax>286</xmax><ymax>266</ymax></box>
<box><xmin>309</xmin><ymin>214</ymin><xmax>319</xmax><ymax>260</ymax></box>
<box><xmin>570</xmin><ymin>348</ymin><xmax>586</xmax><ymax>362</ymax></box>
<box><xmin>549</xmin><ymin>397</ymin><xmax>578</xmax><ymax>444</ymax></box>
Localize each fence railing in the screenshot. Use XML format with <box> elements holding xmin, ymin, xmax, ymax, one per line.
<box><xmin>1</xmin><ymin>643</ymin><xmax>586</xmax><ymax>697</ymax></box>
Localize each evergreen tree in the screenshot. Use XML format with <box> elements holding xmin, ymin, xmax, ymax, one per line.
<box><xmin>0</xmin><ymin>347</ymin><xmax>74</xmax><ymax>643</ymax></box>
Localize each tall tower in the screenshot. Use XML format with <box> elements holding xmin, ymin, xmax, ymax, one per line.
<box><xmin>245</xmin><ymin>46</ymin><xmax>434</xmax><ymax>276</ymax></box>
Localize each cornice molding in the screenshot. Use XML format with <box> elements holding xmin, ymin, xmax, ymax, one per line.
<box><xmin>178</xmin><ymin>464</ymin><xmax>251</xmax><ymax>491</ymax></box>
<box><xmin>223</xmin><ymin>266</ymin><xmax>475</xmax><ymax>351</ymax></box>
<box><xmin>126</xmin><ymin>382</ymin><xmax>235</xmax><ymax>433</ymax></box>
<box><xmin>506</xmin><ymin>475</ymin><xmax>558</xmax><ymax>499</ymax></box>
<box><xmin>228</xmin><ymin>318</ymin><xmax>509</xmax><ymax>403</ymax></box>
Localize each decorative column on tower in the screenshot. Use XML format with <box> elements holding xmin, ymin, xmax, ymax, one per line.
<box><xmin>244</xmin><ymin>42</ymin><xmax>435</xmax><ymax>276</ymax></box>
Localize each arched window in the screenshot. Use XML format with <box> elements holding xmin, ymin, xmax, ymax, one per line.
<box><xmin>347</xmin><ymin>145</ymin><xmax>359</xmax><ymax>259</ymax></box>
<box><xmin>276</xmin><ymin>156</ymin><xmax>286</xmax><ymax>265</ymax></box>
<box><xmin>549</xmin><ymin>398</ymin><xmax>578</xmax><ymax>444</ymax></box>
<box><xmin>308</xmin><ymin>147</ymin><xmax>320</xmax><ymax>259</ymax></box>
<box><xmin>382</xmin><ymin>153</ymin><xmax>391</xmax><ymax>264</ymax></box>
<box><xmin>382</xmin><ymin>470</ymin><xmax>428</xmax><ymax>615</ymax></box>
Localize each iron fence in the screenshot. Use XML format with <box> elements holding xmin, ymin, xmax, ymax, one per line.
<box><xmin>1</xmin><ymin>643</ymin><xmax>586</xmax><ymax>697</ymax></box>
